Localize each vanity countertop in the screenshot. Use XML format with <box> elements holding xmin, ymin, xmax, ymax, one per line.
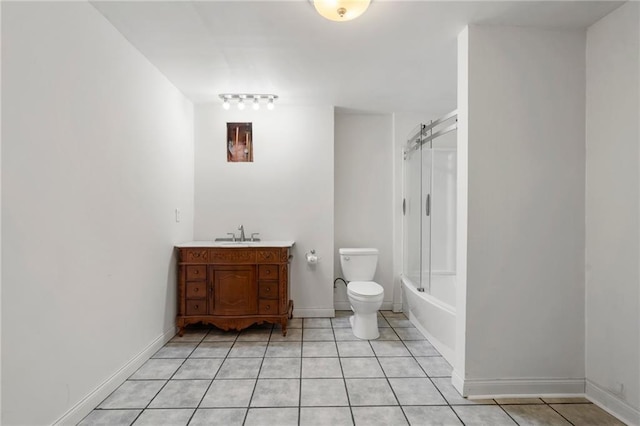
<box><xmin>175</xmin><ymin>240</ymin><xmax>295</xmax><ymax>248</ymax></box>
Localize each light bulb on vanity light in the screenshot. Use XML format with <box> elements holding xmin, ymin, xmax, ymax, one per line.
<box><xmin>218</xmin><ymin>93</ymin><xmax>278</xmax><ymax>111</ymax></box>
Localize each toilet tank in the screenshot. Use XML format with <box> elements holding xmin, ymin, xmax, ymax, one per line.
<box><xmin>339</xmin><ymin>248</ymin><xmax>379</xmax><ymax>281</ymax></box>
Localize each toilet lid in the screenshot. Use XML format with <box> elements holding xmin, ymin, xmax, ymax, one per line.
<box><xmin>348</xmin><ymin>281</ymin><xmax>384</xmax><ymax>296</ymax></box>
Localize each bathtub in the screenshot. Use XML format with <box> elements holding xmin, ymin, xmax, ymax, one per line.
<box><xmin>401</xmin><ymin>273</ymin><xmax>456</xmax><ymax>365</ymax></box>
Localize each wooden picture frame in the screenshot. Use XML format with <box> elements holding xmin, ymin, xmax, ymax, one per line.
<box><xmin>227</xmin><ymin>122</ymin><xmax>253</xmax><ymax>162</ymax></box>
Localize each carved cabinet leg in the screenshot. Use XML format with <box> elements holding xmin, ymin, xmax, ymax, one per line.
<box><xmin>281</xmin><ymin>318</ymin><xmax>288</xmax><ymax>336</ymax></box>
<box><xmin>177</xmin><ymin>319</ymin><xmax>185</xmax><ymax>337</ymax></box>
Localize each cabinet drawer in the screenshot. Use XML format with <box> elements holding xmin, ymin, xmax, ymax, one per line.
<box><xmin>186</xmin><ymin>299</ymin><xmax>207</xmax><ymax>315</ymax></box>
<box><xmin>181</xmin><ymin>249</ymin><xmax>209</xmax><ymax>263</ymax></box>
<box><xmin>256</xmin><ymin>249</ymin><xmax>282</xmax><ymax>263</ymax></box>
<box><xmin>259</xmin><ymin>281</ymin><xmax>278</xmax><ymax>299</ymax></box>
<box><xmin>186</xmin><ymin>282</ymin><xmax>207</xmax><ymax>299</ymax></box>
<box><xmin>259</xmin><ymin>299</ymin><xmax>278</xmax><ymax>315</ymax></box>
<box><xmin>258</xmin><ymin>265</ymin><xmax>279</xmax><ymax>280</ymax></box>
<box><xmin>186</xmin><ymin>265</ymin><xmax>206</xmax><ymax>281</ymax></box>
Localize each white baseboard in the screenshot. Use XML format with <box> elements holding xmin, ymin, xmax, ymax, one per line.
<box><xmin>380</xmin><ymin>301</ymin><xmax>393</xmax><ymax>311</ymax></box>
<box><xmin>451</xmin><ymin>370</ymin><xmax>465</xmax><ymax>395</ymax></box>
<box><xmin>448</xmin><ymin>371</ymin><xmax>585</xmax><ymax>400</ymax></box>
<box><xmin>333</xmin><ymin>301</ymin><xmax>351</xmax><ymax>311</ymax></box>
<box><xmin>586</xmin><ymin>379</ymin><xmax>640</xmax><ymax>426</ymax></box>
<box><xmin>53</xmin><ymin>327</ymin><xmax>177</xmax><ymax>426</ymax></box>
<box><xmin>293</xmin><ymin>308</ymin><xmax>335</xmax><ymax>318</ymax></box>
<box><xmin>460</xmin><ymin>377</ymin><xmax>585</xmax><ymax>398</ymax></box>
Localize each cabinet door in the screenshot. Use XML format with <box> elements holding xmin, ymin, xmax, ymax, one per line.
<box><xmin>212</xmin><ymin>266</ymin><xmax>257</xmax><ymax>315</ymax></box>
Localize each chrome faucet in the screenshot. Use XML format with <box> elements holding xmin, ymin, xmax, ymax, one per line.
<box><xmin>238</xmin><ymin>225</ymin><xmax>246</xmax><ymax>242</ymax></box>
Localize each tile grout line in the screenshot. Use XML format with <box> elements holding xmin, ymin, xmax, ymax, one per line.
<box><xmin>189</xmin><ymin>328</ymin><xmax>239</xmax><ymax>425</ymax></box>
<box><xmin>181</xmin><ymin>329</ymin><xmax>221</xmax><ymax>425</ymax></box>
<box><xmin>385</xmin><ymin>316</ymin><xmax>450</xmax><ymax>425</ymax></box>
<box><xmin>332</xmin><ymin>315</ymin><xmax>357</xmax><ymax>425</ymax></box>
<box><xmin>386</xmin><ymin>318</ymin><xmax>421</xmax><ymax>425</ymax></box>
<box><xmin>241</xmin><ymin>325</ymin><xmax>273</xmax><ymax>425</ymax></box>
<box><xmin>545</xmin><ymin>400</ymin><xmax>577</xmax><ymax>426</ymax></box>
<box><xmin>374</xmin><ymin>315</ymin><xmax>412</xmax><ymax>425</ymax></box>
<box><xmin>170</xmin><ymin>329</ymin><xmax>210</xmax><ymax>425</ymax></box>
<box><xmin>131</xmin><ymin>331</ymin><xmax>204</xmax><ymax>425</ymax></box>
<box><xmin>298</xmin><ymin>322</ymin><xmax>304</xmax><ymax>426</ymax></box>
<box><xmin>384</xmin><ymin>311</ymin><xmax>468</xmax><ymax>426</ymax></box>
<box><xmin>496</xmin><ymin>403</ymin><xmax>522</xmax><ymax>426</ymax></box>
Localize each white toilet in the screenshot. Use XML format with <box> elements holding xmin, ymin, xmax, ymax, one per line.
<box><xmin>339</xmin><ymin>248</ymin><xmax>384</xmax><ymax>340</ymax></box>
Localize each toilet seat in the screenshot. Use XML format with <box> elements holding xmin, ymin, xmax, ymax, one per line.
<box><xmin>347</xmin><ymin>281</ymin><xmax>384</xmax><ymax>298</ymax></box>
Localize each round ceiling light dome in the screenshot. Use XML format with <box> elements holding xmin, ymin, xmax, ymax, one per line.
<box><xmin>313</xmin><ymin>0</ymin><xmax>371</xmax><ymax>22</ymax></box>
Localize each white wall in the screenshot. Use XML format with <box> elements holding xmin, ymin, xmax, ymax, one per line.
<box><xmin>460</xmin><ymin>25</ymin><xmax>587</xmax><ymax>395</ymax></box>
<box><xmin>0</xmin><ymin>3</ymin><xmax>3</xmax><ymax>420</ymax></box>
<box><xmin>1</xmin><ymin>3</ymin><xmax>194</xmax><ymax>424</ymax></box>
<box><xmin>454</xmin><ymin>26</ymin><xmax>470</xmax><ymax>390</ymax></box>
<box><xmin>586</xmin><ymin>3</ymin><xmax>640</xmax><ymax>423</ymax></box>
<box><xmin>334</xmin><ymin>111</ymin><xmax>393</xmax><ymax>309</ymax></box>
<box><xmin>193</xmin><ymin>104</ymin><xmax>334</xmax><ymax>317</ymax></box>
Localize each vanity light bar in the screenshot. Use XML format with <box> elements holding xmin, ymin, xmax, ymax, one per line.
<box><xmin>219</xmin><ymin>94</ymin><xmax>278</xmax><ymax>111</ymax></box>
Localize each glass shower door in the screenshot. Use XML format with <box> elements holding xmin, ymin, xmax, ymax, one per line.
<box><xmin>403</xmin><ymin>125</ymin><xmax>432</xmax><ymax>292</ymax></box>
<box><xmin>421</xmin><ymin>139</ymin><xmax>432</xmax><ymax>292</ymax></box>
<box><xmin>403</xmin><ymin>142</ymin><xmax>422</xmax><ymax>287</ymax></box>
<box><xmin>403</xmin><ymin>111</ymin><xmax>457</xmax><ymax>304</ymax></box>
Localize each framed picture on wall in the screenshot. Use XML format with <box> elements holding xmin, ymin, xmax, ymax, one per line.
<box><xmin>227</xmin><ymin>122</ymin><xmax>253</xmax><ymax>162</ymax></box>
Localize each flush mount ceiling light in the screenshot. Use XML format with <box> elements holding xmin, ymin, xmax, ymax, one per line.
<box><xmin>219</xmin><ymin>94</ymin><xmax>278</xmax><ymax>111</ymax></box>
<box><xmin>312</xmin><ymin>0</ymin><xmax>371</xmax><ymax>22</ymax></box>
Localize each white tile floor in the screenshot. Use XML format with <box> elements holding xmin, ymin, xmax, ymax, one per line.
<box><xmin>79</xmin><ymin>311</ymin><xmax>626</xmax><ymax>426</ymax></box>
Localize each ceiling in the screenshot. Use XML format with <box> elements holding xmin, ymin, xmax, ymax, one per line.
<box><xmin>92</xmin><ymin>1</ymin><xmax>623</xmax><ymax>115</ymax></box>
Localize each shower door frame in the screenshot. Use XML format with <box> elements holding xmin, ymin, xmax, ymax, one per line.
<box><xmin>402</xmin><ymin>110</ymin><xmax>458</xmax><ymax>295</ymax></box>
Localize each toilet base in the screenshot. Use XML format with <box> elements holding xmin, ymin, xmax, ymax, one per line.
<box><xmin>350</xmin><ymin>313</ymin><xmax>379</xmax><ymax>340</ymax></box>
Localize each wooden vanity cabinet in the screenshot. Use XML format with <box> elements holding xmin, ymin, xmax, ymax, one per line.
<box><xmin>176</xmin><ymin>247</ymin><xmax>293</xmax><ymax>336</ymax></box>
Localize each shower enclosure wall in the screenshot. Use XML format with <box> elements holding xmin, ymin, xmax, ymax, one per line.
<box><xmin>402</xmin><ymin>111</ymin><xmax>457</xmax><ymax>364</ymax></box>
